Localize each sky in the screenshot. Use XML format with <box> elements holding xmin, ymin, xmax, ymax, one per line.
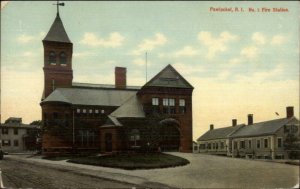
<box><xmin>1</xmin><ymin>1</ymin><xmax>299</xmax><ymax>140</ymax></box>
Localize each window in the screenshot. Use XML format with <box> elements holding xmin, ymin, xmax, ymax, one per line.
<box><xmin>2</xmin><ymin>128</ymin><xmax>8</xmax><ymax>134</ymax></box>
<box><xmin>101</xmin><ymin>110</ymin><xmax>105</xmax><ymax>114</ymax></box>
<box><xmin>152</xmin><ymin>98</ymin><xmax>160</xmax><ymax>114</ymax></box>
<box><xmin>129</xmin><ymin>129</ymin><xmax>140</xmax><ymax>147</ymax></box>
<box><xmin>179</xmin><ymin>99</ymin><xmax>186</xmax><ymax>113</ymax></box>
<box><xmin>169</xmin><ymin>98</ymin><xmax>175</xmax><ymax>114</ymax></box>
<box><xmin>264</xmin><ymin>138</ymin><xmax>268</xmax><ymax>148</ymax></box>
<box><xmin>83</xmin><ymin>109</ymin><xmax>87</xmax><ymax>114</ymax></box>
<box><xmin>49</xmin><ymin>51</ymin><xmax>56</xmax><ymax>64</ymax></box>
<box><xmin>76</xmin><ymin>109</ymin><xmax>80</xmax><ymax>114</ymax></box>
<box><xmin>163</xmin><ymin>98</ymin><xmax>175</xmax><ymax>114</ymax></box>
<box><xmin>95</xmin><ymin>109</ymin><xmax>99</xmax><ymax>114</ymax></box>
<box><xmin>212</xmin><ymin>143</ymin><xmax>216</xmax><ymax>149</ymax></box>
<box><xmin>199</xmin><ymin>144</ymin><xmax>205</xmax><ymax>149</ymax></box>
<box><xmin>2</xmin><ymin>140</ymin><xmax>10</xmax><ymax>146</ymax></box>
<box><xmin>152</xmin><ymin>98</ymin><xmax>159</xmax><ymax>105</ymax></box>
<box><xmin>207</xmin><ymin>143</ymin><xmax>211</xmax><ymax>149</ymax></box>
<box><xmin>291</xmin><ymin>125</ymin><xmax>299</xmax><ymax>133</ymax></box>
<box><xmin>14</xmin><ymin>128</ymin><xmax>18</xmax><ymax>135</ymax></box>
<box><xmin>220</xmin><ymin>142</ymin><xmax>224</xmax><ymax>149</ymax></box>
<box><xmin>248</xmin><ymin>140</ymin><xmax>252</xmax><ymax>149</ymax></box>
<box><xmin>234</xmin><ymin>141</ymin><xmax>237</xmax><ymax>149</ymax></box>
<box><xmin>216</xmin><ymin>142</ymin><xmax>219</xmax><ymax>149</ymax></box>
<box><xmin>277</xmin><ymin>138</ymin><xmax>282</xmax><ymax>148</ymax></box>
<box><xmin>14</xmin><ymin>140</ymin><xmax>19</xmax><ymax>146</ymax></box>
<box><xmin>89</xmin><ymin>109</ymin><xmax>93</xmax><ymax>114</ymax></box>
<box><xmin>240</xmin><ymin>141</ymin><xmax>245</xmax><ymax>149</ymax></box>
<box><xmin>59</xmin><ymin>52</ymin><xmax>67</xmax><ymax>65</ymax></box>
<box><xmin>257</xmin><ymin>139</ymin><xmax>261</xmax><ymax>149</ymax></box>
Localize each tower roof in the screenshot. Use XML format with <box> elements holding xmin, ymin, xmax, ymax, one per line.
<box><xmin>43</xmin><ymin>14</ymin><xmax>71</xmax><ymax>43</ymax></box>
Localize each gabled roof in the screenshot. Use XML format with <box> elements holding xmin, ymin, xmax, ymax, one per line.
<box><xmin>41</xmin><ymin>87</ymin><xmax>136</xmax><ymax>106</ymax></box>
<box><xmin>110</xmin><ymin>95</ymin><xmax>145</xmax><ymax>118</ymax></box>
<box><xmin>230</xmin><ymin>117</ymin><xmax>299</xmax><ymax>138</ymax></box>
<box><xmin>197</xmin><ymin>124</ymin><xmax>245</xmax><ymax>141</ymax></box>
<box><xmin>143</xmin><ymin>64</ymin><xmax>193</xmax><ymax>89</ymax></box>
<box><xmin>43</xmin><ymin>14</ymin><xmax>71</xmax><ymax>43</ymax></box>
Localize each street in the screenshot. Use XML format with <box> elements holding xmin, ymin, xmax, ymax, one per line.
<box><xmin>0</xmin><ymin>153</ymin><xmax>299</xmax><ymax>188</ymax></box>
<box><xmin>0</xmin><ymin>158</ymin><xmax>135</xmax><ymax>188</ymax></box>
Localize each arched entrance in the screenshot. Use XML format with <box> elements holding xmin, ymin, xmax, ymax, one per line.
<box><xmin>159</xmin><ymin>118</ymin><xmax>180</xmax><ymax>151</ymax></box>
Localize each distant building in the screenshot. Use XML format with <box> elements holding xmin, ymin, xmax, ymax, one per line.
<box><xmin>230</xmin><ymin>107</ymin><xmax>299</xmax><ymax>159</ymax></box>
<box><xmin>197</xmin><ymin>120</ymin><xmax>245</xmax><ymax>156</ymax></box>
<box><xmin>0</xmin><ymin>117</ymin><xmax>40</xmax><ymax>153</ymax></box>
<box><xmin>192</xmin><ymin>141</ymin><xmax>198</xmax><ymax>153</ymax></box>
<box><xmin>40</xmin><ymin>11</ymin><xmax>194</xmax><ymax>154</ymax></box>
<box><xmin>197</xmin><ymin>107</ymin><xmax>299</xmax><ymax>159</ymax></box>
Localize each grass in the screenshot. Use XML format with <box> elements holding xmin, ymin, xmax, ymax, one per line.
<box><xmin>67</xmin><ymin>153</ymin><xmax>190</xmax><ymax>170</ymax></box>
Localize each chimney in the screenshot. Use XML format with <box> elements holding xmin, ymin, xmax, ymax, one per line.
<box><xmin>248</xmin><ymin>114</ymin><xmax>253</xmax><ymax>125</ymax></box>
<box><xmin>286</xmin><ymin>106</ymin><xmax>294</xmax><ymax>118</ymax></box>
<box><xmin>232</xmin><ymin>119</ymin><xmax>237</xmax><ymax>127</ymax></box>
<box><xmin>210</xmin><ymin>124</ymin><xmax>214</xmax><ymax>130</ymax></box>
<box><xmin>115</xmin><ymin>67</ymin><xmax>126</xmax><ymax>89</ymax></box>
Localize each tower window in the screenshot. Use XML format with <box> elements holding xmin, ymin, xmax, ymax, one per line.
<box><xmin>179</xmin><ymin>99</ymin><xmax>186</xmax><ymax>114</ymax></box>
<box><xmin>163</xmin><ymin>98</ymin><xmax>175</xmax><ymax>114</ymax></box>
<box><xmin>59</xmin><ymin>52</ymin><xmax>67</xmax><ymax>65</ymax></box>
<box><xmin>49</xmin><ymin>51</ymin><xmax>56</xmax><ymax>64</ymax></box>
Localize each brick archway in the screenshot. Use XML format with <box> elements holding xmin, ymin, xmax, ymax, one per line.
<box><xmin>159</xmin><ymin>118</ymin><xmax>181</xmax><ymax>151</ymax></box>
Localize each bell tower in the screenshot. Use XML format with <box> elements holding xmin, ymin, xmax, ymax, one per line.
<box><xmin>42</xmin><ymin>5</ymin><xmax>73</xmax><ymax>99</ymax></box>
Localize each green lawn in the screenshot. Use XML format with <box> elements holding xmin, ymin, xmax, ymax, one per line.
<box><xmin>67</xmin><ymin>153</ymin><xmax>190</xmax><ymax>170</ymax></box>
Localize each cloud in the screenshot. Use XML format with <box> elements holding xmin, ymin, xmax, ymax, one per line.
<box><xmin>17</xmin><ymin>34</ymin><xmax>34</xmax><ymax>44</ymax></box>
<box><xmin>174</xmin><ymin>46</ymin><xmax>198</xmax><ymax>57</ymax></box>
<box><xmin>73</xmin><ymin>52</ymin><xmax>94</xmax><ymax>58</ymax></box>
<box><xmin>271</xmin><ymin>35</ymin><xmax>287</xmax><ymax>45</ymax></box>
<box><xmin>228</xmin><ymin>58</ymin><xmax>242</xmax><ymax>66</ymax></box>
<box><xmin>173</xmin><ymin>62</ymin><xmax>204</xmax><ymax>75</ymax></box>
<box><xmin>236</xmin><ymin>64</ymin><xmax>284</xmax><ymax>83</ymax></box>
<box><xmin>80</xmin><ymin>32</ymin><xmax>125</xmax><ymax>47</ymax></box>
<box><xmin>133</xmin><ymin>58</ymin><xmax>146</xmax><ymax>66</ymax></box>
<box><xmin>240</xmin><ymin>46</ymin><xmax>258</xmax><ymax>59</ymax></box>
<box><xmin>198</xmin><ymin>31</ymin><xmax>238</xmax><ymax>59</ymax></box>
<box><xmin>252</xmin><ymin>32</ymin><xmax>266</xmax><ymax>45</ymax></box>
<box><xmin>22</xmin><ymin>51</ymin><xmax>36</xmax><ymax>57</ymax></box>
<box><xmin>132</xmin><ymin>33</ymin><xmax>167</xmax><ymax>55</ymax></box>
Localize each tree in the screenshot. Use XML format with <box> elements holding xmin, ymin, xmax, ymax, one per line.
<box><xmin>284</xmin><ymin>133</ymin><xmax>300</xmax><ymax>159</ymax></box>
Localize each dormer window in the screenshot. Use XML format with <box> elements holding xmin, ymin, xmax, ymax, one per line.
<box><xmin>59</xmin><ymin>52</ymin><xmax>67</xmax><ymax>65</ymax></box>
<box><xmin>49</xmin><ymin>51</ymin><xmax>56</xmax><ymax>65</ymax></box>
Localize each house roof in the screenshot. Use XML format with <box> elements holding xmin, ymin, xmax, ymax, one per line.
<box><xmin>110</xmin><ymin>95</ymin><xmax>145</xmax><ymax>118</ymax></box>
<box><xmin>0</xmin><ymin>123</ymin><xmax>40</xmax><ymax>129</ymax></box>
<box><xmin>43</xmin><ymin>14</ymin><xmax>71</xmax><ymax>43</ymax></box>
<box><xmin>197</xmin><ymin>124</ymin><xmax>245</xmax><ymax>141</ymax></box>
<box><xmin>143</xmin><ymin>64</ymin><xmax>193</xmax><ymax>89</ymax></box>
<box><xmin>41</xmin><ymin>87</ymin><xmax>137</xmax><ymax>106</ymax></box>
<box><xmin>72</xmin><ymin>82</ymin><xmax>141</xmax><ymax>90</ymax></box>
<box><xmin>230</xmin><ymin>117</ymin><xmax>299</xmax><ymax>138</ymax></box>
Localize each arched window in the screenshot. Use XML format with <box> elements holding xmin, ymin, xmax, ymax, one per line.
<box><xmin>59</xmin><ymin>52</ymin><xmax>67</xmax><ymax>65</ymax></box>
<box><xmin>48</xmin><ymin>51</ymin><xmax>56</xmax><ymax>64</ymax></box>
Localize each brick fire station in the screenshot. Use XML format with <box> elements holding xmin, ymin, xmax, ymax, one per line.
<box><xmin>41</xmin><ymin>9</ymin><xmax>194</xmax><ymax>154</ymax></box>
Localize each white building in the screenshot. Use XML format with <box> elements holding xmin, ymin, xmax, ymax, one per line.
<box><xmin>0</xmin><ymin>117</ymin><xmax>40</xmax><ymax>153</ymax></box>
